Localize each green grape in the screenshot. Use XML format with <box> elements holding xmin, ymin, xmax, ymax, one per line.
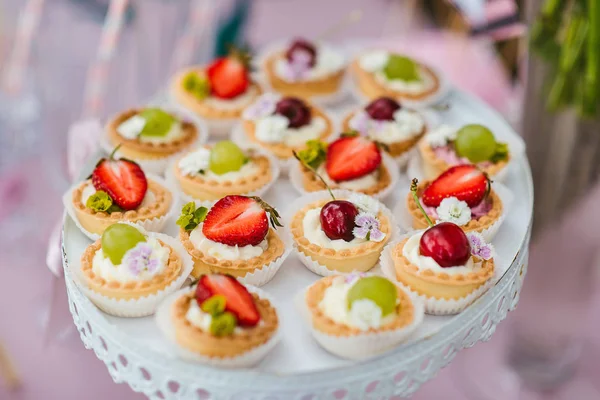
<box><xmin>209</xmin><ymin>141</ymin><xmax>247</xmax><ymax>175</ymax></box>
<box><xmin>139</xmin><ymin>108</ymin><xmax>176</xmax><ymax>137</ymax></box>
<box><xmin>347</xmin><ymin>276</ymin><xmax>397</xmax><ymax>316</ymax></box>
<box><xmin>454</xmin><ymin>124</ymin><xmax>497</xmax><ymax>163</ymax></box>
<box><xmin>200</xmin><ymin>295</ymin><xmax>227</xmax><ymax>316</ymax></box>
<box><xmin>209</xmin><ymin>312</ymin><xmax>237</xmax><ymax>336</ymax></box>
<box><xmin>101</xmin><ymin>223</ymin><xmax>146</xmax><ymax>265</ymax></box>
<box><xmin>383</xmin><ymin>55</ymin><xmax>420</xmax><ymax>82</ymax></box>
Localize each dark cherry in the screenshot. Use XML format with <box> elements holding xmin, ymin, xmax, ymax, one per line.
<box><xmin>320</xmin><ymin>200</ymin><xmax>359</xmax><ymax>242</ymax></box>
<box><xmin>419</xmin><ymin>222</ymin><xmax>471</xmax><ymax>268</ymax></box>
<box><xmin>285</xmin><ymin>38</ymin><xmax>317</xmax><ymax>68</ymax></box>
<box><xmin>275</xmin><ymin>97</ymin><xmax>312</xmax><ymax>128</ymax></box>
<box><xmin>365</xmin><ymin>97</ymin><xmax>401</xmax><ymax>121</ymax></box>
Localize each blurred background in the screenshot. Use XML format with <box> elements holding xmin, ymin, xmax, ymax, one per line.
<box><xmin>1</xmin><ymin>0</ymin><xmax>600</xmax><ymax>399</ymax></box>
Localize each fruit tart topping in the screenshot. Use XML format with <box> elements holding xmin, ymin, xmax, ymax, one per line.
<box><xmin>177</xmin><ymin>202</ymin><xmax>209</xmax><ymax>231</ymax></box>
<box><xmin>242</xmin><ymin>93</ymin><xmax>280</xmax><ymax>120</ymax></box>
<box><xmin>285</xmin><ymin>38</ymin><xmax>317</xmax><ymax>68</ymax></box>
<box><xmin>206</xmin><ymin>47</ymin><xmax>251</xmax><ymax>99</ymax></box>
<box><xmin>421</xmin><ymin>165</ymin><xmax>490</xmax><ymax>208</ymax></box>
<box><xmin>91</xmin><ymin>146</ymin><xmax>148</xmax><ymax>211</ymax></box>
<box><xmin>196</xmin><ymin>274</ymin><xmax>260</xmax><ymax>327</ymax></box>
<box><xmin>320</xmin><ymin>200</ymin><xmax>359</xmax><ymax>242</ymax></box>
<box><xmin>365</xmin><ymin>97</ymin><xmax>401</xmax><ymax>121</ymax></box>
<box><xmin>296</xmin><ymin>140</ymin><xmax>328</xmax><ymax>169</ymax></box>
<box><xmin>274</xmin><ymin>97</ymin><xmax>312</xmax><ymax>128</ymax></box>
<box><xmin>428</xmin><ymin>124</ymin><xmax>509</xmax><ymax>164</ymax></box>
<box><xmin>325</xmin><ymin>135</ymin><xmax>382</xmax><ymax>182</ymax></box>
<box><xmin>101</xmin><ymin>223</ymin><xmax>147</xmax><ymax>265</ymax></box>
<box><xmin>200</xmin><ymin>294</ymin><xmax>227</xmax><ymax>315</ymax></box>
<box><xmin>201</xmin><ymin>195</ymin><xmax>282</xmax><ymax>247</ymax></box>
<box><xmin>435</xmin><ymin>197</ymin><xmax>471</xmax><ymax>226</ymax></box>
<box><xmin>466</xmin><ymin>232</ymin><xmax>494</xmax><ymax>261</ymax></box>
<box><xmin>210</xmin><ymin>312</ymin><xmax>238</xmax><ymax>336</ymax></box>
<box><xmin>383</xmin><ymin>54</ymin><xmax>421</xmax><ymax>82</ymax></box>
<box><xmin>209</xmin><ymin>141</ymin><xmax>248</xmax><ymax>175</ymax></box>
<box><xmin>352</xmin><ymin>213</ymin><xmax>385</xmax><ymax>242</ymax></box>
<box><xmin>419</xmin><ymin>221</ymin><xmax>471</xmax><ymax>268</ymax></box>
<box><xmin>347</xmin><ymin>276</ymin><xmax>398</xmax><ymax>317</ymax></box>
<box><xmin>86</xmin><ymin>190</ymin><xmax>122</xmax><ymax>213</ymax></box>
<box><xmin>138</xmin><ymin>108</ymin><xmax>176</xmax><ymax>138</ymax></box>
<box><xmin>182</xmin><ymin>71</ymin><xmax>211</xmax><ymax>100</ymax></box>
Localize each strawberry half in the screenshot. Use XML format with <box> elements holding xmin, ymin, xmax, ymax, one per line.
<box><xmin>91</xmin><ymin>148</ymin><xmax>148</xmax><ymax>210</ymax></box>
<box><xmin>421</xmin><ymin>165</ymin><xmax>489</xmax><ymax>208</ymax></box>
<box><xmin>206</xmin><ymin>49</ymin><xmax>250</xmax><ymax>99</ymax></box>
<box><xmin>196</xmin><ymin>274</ymin><xmax>260</xmax><ymax>327</ymax></box>
<box><xmin>202</xmin><ymin>195</ymin><xmax>281</xmax><ymax>247</ymax></box>
<box><xmin>325</xmin><ymin>136</ymin><xmax>382</xmax><ymax>181</ymax></box>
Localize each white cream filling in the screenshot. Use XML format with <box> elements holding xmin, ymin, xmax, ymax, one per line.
<box><xmin>81</xmin><ymin>183</ymin><xmax>155</xmax><ymax>208</ymax></box>
<box><xmin>402</xmin><ymin>232</ymin><xmax>481</xmax><ymax>275</ymax></box>
<box><xmin>274</xmin><ymin>45</ymin><xmax>345</xmax><ymax>82</ymax></box>
<box><xmin>91</xmin><ymin>237</ymin><xmax>169</xmax><ymax>282</ymax></box>
<box><xmin>350</xmin><ymin>109</ymin><xmax>425</xmax><ymax>144</ymax></box>
<box><xmin>177</xmin><ymin>147</ymin><xmax>260</xmax><ymax>180</ymax></box>
<box><xmin>318</xmin><ymin>276</ymin><xmax>396</xmax><ymax>331</ymax></box>
<box><xmin>302</xmin><ymin>208</ymin><xmax>366</xmax><ymax>250</ymax></box>
<box><xmin>318</xmin><ymin>165</ymin><xmax>378</xmax><ymax>191</ymax></box>
<box><xmin>117</xmin><ymin>114</ymin><xmax>185</xmax><ymax>144</ymax></box>
<box><xmin>189</xmin><ymin>223</ymin><xmax>267</xmax><ymax>261</ymax></box>
<box><xmin>254</xmin><ymin>115</ymin><xmax>327</xmax><ymax>147</ymax></box>
<box><xmin>204</xmin><ymin>85</ymin><xmax>260</xmax><ymax>110</ymax></box>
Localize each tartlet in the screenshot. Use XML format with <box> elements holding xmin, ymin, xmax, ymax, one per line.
<box><xmin>419</xmin><ymin>124</ymin><xmax>510</xmax><ymax>180</ymax></box>
<box><xmin>172</xmin><ymin>141</ymin><xmax>276</xmax><ymax>201</ymax></box>
<box><xmin>262</xmin><ymin>38</ymin><xmax>346</xmax><ymax>100</ymax></box>
<box><xmin>177</xmin><ymin>196</ymin><xmax>287</xmax><ymax>285</ymax></box>
<box><xmin>240</xmin><ymin>93</ymin><xmax>334</xmax><ymax>161</ymax></box>
<box><xmin>351</xmin><ymin>50</ymin><xmax>441</xmax><ymax>102</ymax></box>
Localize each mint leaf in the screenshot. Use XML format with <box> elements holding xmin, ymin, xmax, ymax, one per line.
<box><xmin>86</xmin><ymin>191</ymin><xmax>113</xmax><ymax>212</ymax></box>
<box><xmin>297</xmin><ymin>140</ymin><xmax>328</xmax><ymax>169</ymax></box>
<box><xmin>177</xmin><ymin>203</ymin><xmax>209</xmax><ymax>231</ymax></box>
<box><xmin>490</xmin><ymin>142</ymin><xmax>509</xmax><ymax>163</ymax></box>
<box><xmin>193</xmin><ymin>207</ymin><xmax>208</xmax><ymax>224</ymax></box>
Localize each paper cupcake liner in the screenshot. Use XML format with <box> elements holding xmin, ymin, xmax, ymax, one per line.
<box><xmin>282</xmin><ymin>189</ymin><xmax>402</xmax><ymax>276</ymax></box>
<box><xmin>237</xmin><ymin>229</ymin><xmax>293</xmax><ymax>287</ymax></box>
<box><xmin>289</xmin><ymin>152</ymin><xmax>399</xmax><ymax>201</ymax></box>
<box><xmin>294</xmin><ymin>281</ymin><xmax>424</xmax><ymax>360</ymax></box>
<box><xmin>155</xmin><ymin>285</ymin><xmax>281</xmax><ymax>368</ymax></box>
<box><xmin>379</xmin><ymin>238</ymin><xmax>496</xmax><ymax>315</ymax></box>
<box><xmin>63</xmin><ymin>173</ymin><xmax>180</xmax><ymax>241</ymax></box>
<box><xmin>100</xmin><ymin>106</ymin><xmax>208</xmax><ymax>176</ymax></box>
<box><xmin>164</xmin><ymin>146</ymin><xmax>281</xmax><ymax>205</ymax></box>
<box><xmin>349</xmin><ymin>66</ymin><xmax>452</xmax><ymax>110</ymax></box>
<box><xmin>393</xmin><ymin>180</ymin><xmax>514</xmax><ymax>242</ymax></box>
<box><xmin>68</xmin><ymin>227</ymin><xmax>194</xmax><ymax>317</ymax></box>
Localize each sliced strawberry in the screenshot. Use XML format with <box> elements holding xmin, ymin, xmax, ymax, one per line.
<box><xmin>196</xmin><ymin>274</ymin><xmax>260</xmax><ymax>327</ymax></box>
<box><xmin>206</xmin><ymin>52</ymin><xmax>250</xmax><ymax>99</ymax></box>
<box><xmin>202</xmin><ymin>195</ymin><xmax>269</xmax><ymax>247</ymax></box>
<box><xmin>421</xmin><ymin>165</ymin><xmax>489</xmax><ymax>208</ymax></box>
<box><xmin>325</xmin><ymin>136</ymin><xmax>382</xmax><ymax>181</ymax></box>
<box><xmin>91</xmin><ymin>151</ymin><xmax>147</xmax><ymax>211</ymax></box>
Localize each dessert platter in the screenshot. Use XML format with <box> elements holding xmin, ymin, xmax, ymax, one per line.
<box><xmin>61</xmin><ymin>40</ymin><xmax>532</xmax><ymax>399</ymax></box>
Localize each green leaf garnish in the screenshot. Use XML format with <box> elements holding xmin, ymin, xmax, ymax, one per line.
<box><xmin>200</xmin><ymin>295</ymin><xmax>227</xmax><ymax>316</ymax></box>
<box><xmin>490</xmin><ymin>142</ymin><xmax>509</xmax><ymax>163</ymax></box>
<box><xmin>177</xmin><ymin>202</ymin><xmax>209</xmax><ymax>231</ymax></box>
<box><xmin>182</xmin><ymin>72</ymin><xmax>210</xmax><ymax>100</ymax></box>
<box><xmin>297</xmin><ymin>140</ymin><xmax>328</xmax><ymax>169</ymax></box>
<box><xmin>86</xmin><ymin>191</ymin><xmax>113</xmax><ymax>212</ymax></box>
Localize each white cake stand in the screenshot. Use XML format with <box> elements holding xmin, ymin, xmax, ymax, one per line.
<box><xmin>62</xmin><ymin>89</ymin><xmax>532</xmax><ymax>399</ymax></box>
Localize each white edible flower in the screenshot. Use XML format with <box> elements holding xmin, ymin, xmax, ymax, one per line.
<box><xmin>349</xmin><ymin>193</ymin><xmax>381</xmax><ymax>215</ymax></box>
<box><xmin>426</xmin><ymin>124</ymin><xmax>458</xmax><ymax>148</ymax></box>
<box><xmin>393</xmin><ymin>109</ymin><xmax>425</xmax><ymax>132</ymax></box>
<box><xmin>359</xmin><ymin>50</ymin><xmax>389</xmax><ymax>72</ymax></box>
<box><xmin>254</xmin><ymin>115</ymin><xmax>290</xmax><ymax>143</ymax></box>
<box><xmin>436</xmin><ymin>197</ymin><xmax>471</xmax><ymax>226</ymax></box>
<box><xmin>117</xmin><ymin>115</ymin><xmax>147</xmax><ymax>139</ymax></box>
<box><xmin>178</xmin><ymin>147</ymin><xmax>211</xmax><ymax>176</ymax></box>
<box><xmin>242</xmin><ymin>93</ymin><xmax>280</xmax><ymax>120</ymax></box>
<box><xmin>348</xmin><ymin>299</ymin><xmax>383</xmax><ymax>331</ymax></box>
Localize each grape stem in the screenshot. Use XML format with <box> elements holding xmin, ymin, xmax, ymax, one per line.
<box><xmin>293</xmin><ymin>151</ymin><xmax>336</xmax><ymax>200</ymax></box>
<box><xmin>410</xmin><ymin>178</ymin><xmax>434</xmax><ymax>227</ymax></box>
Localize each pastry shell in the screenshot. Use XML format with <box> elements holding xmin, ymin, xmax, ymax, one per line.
<box><xmin>391</xmin><ymin>238</ymin><xmax>495</xmax><ymax>300</ymax></box>
<box><xmin>242</xmin><ymin>104</ymin><xmax>334</xmax><ymax>160</ymax></box>
<box><xmin>406</xmin><ymin>180</ymin><xmax>503</xmax><ymax>233</ymax></box>
<box><xmin>170</xmin><ymin>67</ymin><xmax>262</xmax><ymax>120</ymax></box>
<box><xmin>106</xmin><ymin>108</ymin><xmax>199</xmax><ymax>159</ymax></box>
<box><xmin>80</xmin><ymin>239</ymin><xmax>182</xmax><ymax>300</ymax></box>
<box><xmin>299</xmin><ymin>163</ymin><xmax>392</xmax><ymax>197</ymax></box>
<box><xmin>341</xmin><ymin>110</ymin><xmax>426</xmax><ymax>157</ymax></box>
<box><xmin>418</xmin><ymin>141</ymin><xmax>510</xmax><ymax>180</ymax></box>
<box><xmin>179</xmin><ymin>228</ymin><xmax>285</xmax><ymax>279</ymax></box>
<box><xmin>171</xmin><ymin>290</ymin><xmax>278</xmax><ymax>358</ymax></box>
<box><xmin>174</xmin><ymin>151</ymin><xmax>273</xmax><ymax>201</ymax></box>
<box><xmin>263</xmin><ymin>51</ymin><xmax>346</xmax><ymax>99</ymax></box>
<box><xmin>290</xmin><ymin>199</ymin><xmax>391</xmax><ymax>273</ymax></box>
<box><xmin>72</xmin><ymin>179</ymin><xmax>172</xmax><ymax>235</ymax></box>
<box><xmin>305</xmin><ymin>276</ymin><xmax>415</xmax><ymax>336</ymax></box>
<box><xmin>351</xmin><ymin>59</ymin><xmax>441</xmax><ymax>101</ymax></box>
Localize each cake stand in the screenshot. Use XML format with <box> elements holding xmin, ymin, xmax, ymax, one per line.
<box><xmin>61</xmin><ymin>89</ymin><xmax>532</xmax><ymax>399</ymax></box>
